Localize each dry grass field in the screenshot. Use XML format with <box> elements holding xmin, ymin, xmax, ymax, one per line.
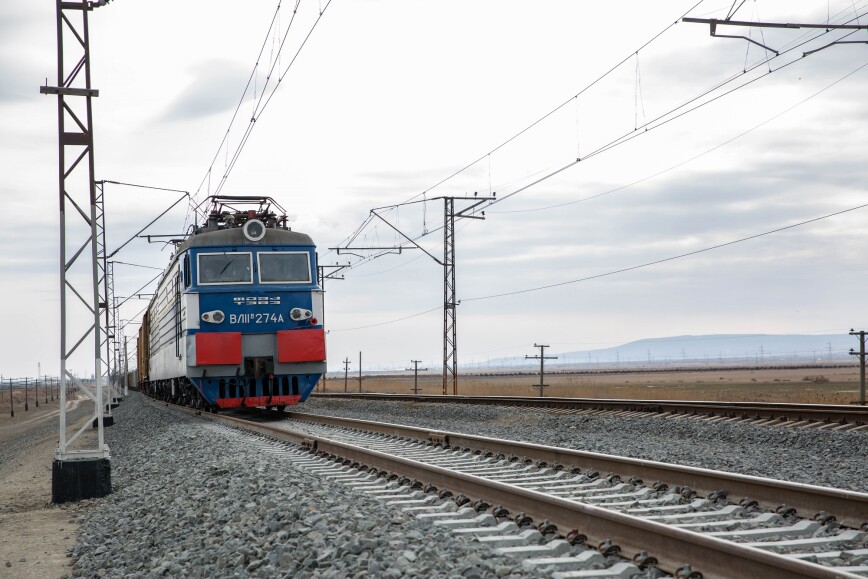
<box><xmin>323</xmin><ymin>365</ymin><xmax>864</xmax><ymax>405</ymax></box>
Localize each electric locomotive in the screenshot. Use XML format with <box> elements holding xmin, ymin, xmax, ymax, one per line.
<box><xmin>137</xmin><ymin>196</ymin><xmax>325</xmax><ymax>410</ymax></box>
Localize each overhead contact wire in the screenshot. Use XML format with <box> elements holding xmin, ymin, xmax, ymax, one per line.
<box><xmin>326</xmin><ymin>1</ymin><xmax>705</xmax><ymax>262</ymax></box>
<box><xmin>492</xmin><ymin>58</ymin><xmax>868</xmax><ymax>214</ymax></box>
<box><xmin>396</xmin><ymin>0</ymin><xmax>706</xmax><ymax>207</ymax></box>
<box><xmin>330</xmin><ymin>201</ymin><xmax>868</xmax><ymax>331</ymax></box>
<box><xmin>191</xmin><ymin>2</ymin><xmax>286</xmax><ymax>202</ymax></box>
<box><xmin>485</xmin><ymin>15</ymin><xmax>868</xmax><ymax>210</ymax></box>
<box><xmin>463</xmin><ymin>202</ymin><xmax>868</xmax><ymax>302</ymax></box>
<box><xmin>214</xmin><ymin>0</ymin><xmax>333</xmax><ymax>197</ymax></box>
<box><xmin>327</xmin><ymin>6</ymin><xmax>865</xmax><ymax>275</ymax></box>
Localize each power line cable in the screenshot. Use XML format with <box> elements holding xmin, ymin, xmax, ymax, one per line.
<box><xmin>108</xmin><ymin>191</ymin><xmax>190</xmax><ymax>258</ymax></box>
<box><xmin>116</xmin><ymin>272</ymin><xmax>163</xmax><ymax>309</ymax></box>
<box><xmin>183</xmin><ymin>0</ymin><xmax>333</xmax><ymax>227</ymax></box>
<box><xmin>118</xmin><ymin>304</ymin><xmax>149</xmax><ymax>332</ymax></box>
<box><xmin>463</xmin><ymin>201</ymin><xmax>868</xmax><ymax>302</ymax></box>
<box><xmin>489</xmin><ymin>20</ymin><xmax>867</xmax><ymax>209</ymax></box>
<box><xmin>190</xmin><ymin>2</ymin><xmax>287</xmax><ymax>202</ymax></box>
<box><xmin>212</xmin><ymin>0</ymin><xmax>334</xmax><ymax>198</ymax></box>
<box><xmin>333</xmin><ymin>209</ymin><xmax>478</xmax><ymax>277</ymax></box>
<box><xmin>328</xmin><ymin>201</ymin><xmax>868</xmax><ymax>331</ymax></box>
<box><xmin>396</xmin><ymin>0</ymin><xmax>707</xmax><ymax>207</ymax></box>
<box><xmin>324</xmin><ymin>1</ymin><xmax>707</xmax><ymax>257</ymax></box>
<box><xmin>328</xmin><ymin>306</ymin><xmax>441</xmax><ymax>333</ymax></box>
<box><xmin>327</xmin><ymin>7</ymin><xmax>865</xmax><ymax>272</ymax></box>
<box><xmin>490</xmin><ymin>57</ymin><xmax>868</xmax><ymax>214</ymax></box>
<box><xmin>110</xmin><ymin>261</ymin><xmax>165</xmax><ymax>271</ymax></box>
<box><xmin>473</xmin><ymin>14</ymin><xmax>868</xmax><ymax>214</ymax></box>
<box><xmin>99</xmin><ymin>180</ymin><xmax>188</xmax><ymax>195</ymax></box>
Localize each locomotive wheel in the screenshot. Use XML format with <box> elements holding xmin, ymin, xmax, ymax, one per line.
<box><xmin>276</xmin><ymin>405</ymin><xmax>286</xmax><ymax>412</ymax></box>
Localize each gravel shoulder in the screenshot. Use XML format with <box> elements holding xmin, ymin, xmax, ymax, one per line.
<box><xmin>299</xmin><ymin>398</ymin><xmax>868</xmax><ymax>493</ymax></box>
<box><xmin>69</xmin><ymin>393</ymin><xmax>539</xmax><ymax>578</ymax></box>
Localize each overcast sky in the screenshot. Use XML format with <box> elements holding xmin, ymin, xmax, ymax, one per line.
<box><xmin>2</xmin><ymin>1</ymin><xmax>867</xmax><ymax>378</ymax></box>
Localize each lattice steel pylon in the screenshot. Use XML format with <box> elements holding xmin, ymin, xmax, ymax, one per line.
<box><xmin>110</xmin><ymin>294</ymin><xmax>121</xmax><ymax>399</ymax></box>
<box><xmin>441</xmin><ymin>196</ymin><xmax>491</xmax><ymax>395</ymax></box>
<box><xmin>41</xmin><ymin>0</ymin><xmax>111</xmax><ymax>501</ymax></box>
<box><xmin>106</xmin><ymin>265</ymin><xmax>119</xmax><ymax>406</ymax></box>
<box><xmin>96</xmin><ymin>183</ymin><xmax>117</xmax><ymax>417</ymax></box>
<box><xmin>442</xmin><ymin>198</ymin><xmax>457</xmax><ymax>395</ymax></box>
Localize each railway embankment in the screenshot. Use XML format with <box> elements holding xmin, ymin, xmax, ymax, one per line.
<box><xmin>5</xmin><ymin>392</ymin><xmax>864</xmax><ymax>577</ymax></box>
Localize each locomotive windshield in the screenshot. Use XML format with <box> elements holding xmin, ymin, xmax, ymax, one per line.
<box><xmin>258</xmin><ymin>251</ymin><xmax>311</xmax><ymax>283</ymax></box>
<box><xmin>198</xmin><ymin>252</ymin><xmax>253</xmax><ymax>284</ymax></box>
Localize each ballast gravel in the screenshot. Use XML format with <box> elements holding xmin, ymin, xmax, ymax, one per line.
<box><xmin>299</xmin><ymin>398</ymin><xmax>868</xmax><ymax>493</ymax></box>
<box><xmin>68</xmin><ymin>393</ymin><xmax>539</xmax><ymax>578</ymax></box>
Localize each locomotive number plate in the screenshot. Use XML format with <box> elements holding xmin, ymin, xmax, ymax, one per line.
<box><xmin>233</xmin><ymin>296</ymin><xmax>281</xmax><ymax>306</ymax></box>
<box><xmin>229</xmin><ymin>313</ymin><xmax>286</xmax><ymax>324</ymax></box>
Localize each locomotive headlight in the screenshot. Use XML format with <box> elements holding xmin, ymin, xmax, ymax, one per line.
<box><xmin>290</xmin><ymin>307</ymin><xmax>312</xmax><ymax>321</ymax></box>
<box><xmin>202</xmin><ymin>310</ymin><xmax>225</xmax><ymax>323</ymax></box>
<box><xmin>243</xmin><ymin>219</ymin><xmax>266</xmax><ymax>241</ymax></box>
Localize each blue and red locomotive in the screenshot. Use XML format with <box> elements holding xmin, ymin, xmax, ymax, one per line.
<box><xmin>137</xmin><ymin>196</ymin><xmax>325</xmax><ymax>410</ymax></box>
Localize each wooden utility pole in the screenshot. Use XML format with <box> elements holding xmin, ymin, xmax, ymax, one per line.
<box><xmin>406</xmin><ymin>360</ymin><xmax>428</xmax><ymax>397</ymax></box>
<box><xmin>849</xmin><ymin>329</ymin><xmax>866</xmax><ymax>405</ymax></box>
<box><xmin>343</xmin><ymin>357</ymin><xmax>351</xmax><ymax>393</ymax></box>
<box><xmin>526</xmin><ymin>343</ymin><xmax>557</xmax><ymax>397</ymax></box>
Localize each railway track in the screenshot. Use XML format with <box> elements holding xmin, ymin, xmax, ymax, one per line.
<box><xmin>312</xmin><ymin>393</ymin><xmax>868</xmax><ymax>431</ymax></box>
<box><xmin>152</xmin><ymin>398</ymin><xmax>868</xmax><ymax>578</ymax></box>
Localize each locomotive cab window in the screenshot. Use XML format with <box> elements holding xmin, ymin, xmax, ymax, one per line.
<box><xmin>197</xmin><ymin>252</ymin><xmax>253</xmax><ymax>285</ymax></box>
<box><xmin>258</xmin><ymin>251</ymin><xmax>311</xmax><ymax>284</ymax></box>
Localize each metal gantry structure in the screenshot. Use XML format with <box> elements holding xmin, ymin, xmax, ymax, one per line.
<box><xmin>442</xmin><ymin>198</ymin><xmax>458</xmax><ymax>396</ymax></box>
<box><xmin>682</xmin><ymin>7</ymin><xmax>868</xmax><ymax>56</ymax></box>
<box><xmin>99</xmin><ymin>254</ymin><xmax>117</xmax><ymax>423</ymax></box>
<box><xmin>336</xmin><ymin>195</ymin><xmax>492</xmax><ymax>395</ymax></box>
<box><xmin>122</xmin><ymin>333</ymin><xmax>131</xmax><ymax>396</ymax></box>
<box><xmin>441</xmin><ymin>196</ymin><xmax>491</xmax><ymax>394</ymax></box>
<box><xmin>40</xmin><ymin>0</ymin><xmax>112</xmax><ymax>498</ymax></box>
<box><xmin>317</xmin><ymin>264</ymin><xmax>349</xmax><ymax>289</ymax></box>
<box><xmin>96</xmin><ymin>181</ymin><xmax>121</xmax><ymax>415</ymax></box>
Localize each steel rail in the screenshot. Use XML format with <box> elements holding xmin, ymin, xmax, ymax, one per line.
<box><xmin>312</xmin><ymin>392</ymin><xmax>868</xmax><ymax>424</ymax></box>
<box><xmin>155</xmin><ymin>402</ymin><xmax>862</xmax><ymax>579</ymax></box>
<box><xmin>287</xmin><ymin>411</ymin><xmax>868</xmax><ymax>529</ymax></box>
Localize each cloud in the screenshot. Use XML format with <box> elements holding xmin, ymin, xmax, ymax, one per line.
<box><xmin>159</xmin><ymin>60</ymin><xmax>249</xmax><ymax>122</ymax></box>
<box><xmin>0</xmin><ymin>55</ymin><xmax>45</xmax><ymax>102</ymax></box>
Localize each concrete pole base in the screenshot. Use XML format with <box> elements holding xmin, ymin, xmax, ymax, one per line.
<box><xmin>51</xmin><ymin>458</ymin><xmax>111</xmax><ymax>503</ymax></box>
<box><xmin>92</xmin><ymin>415</ymin><xmax>114</xmax><ymax>428</ymax></box>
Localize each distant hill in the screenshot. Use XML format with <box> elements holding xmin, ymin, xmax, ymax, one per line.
<box><xmin>478</xmin><ymin>334</ymin><xmax>854</xmax><ymax>369</ymax></box>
